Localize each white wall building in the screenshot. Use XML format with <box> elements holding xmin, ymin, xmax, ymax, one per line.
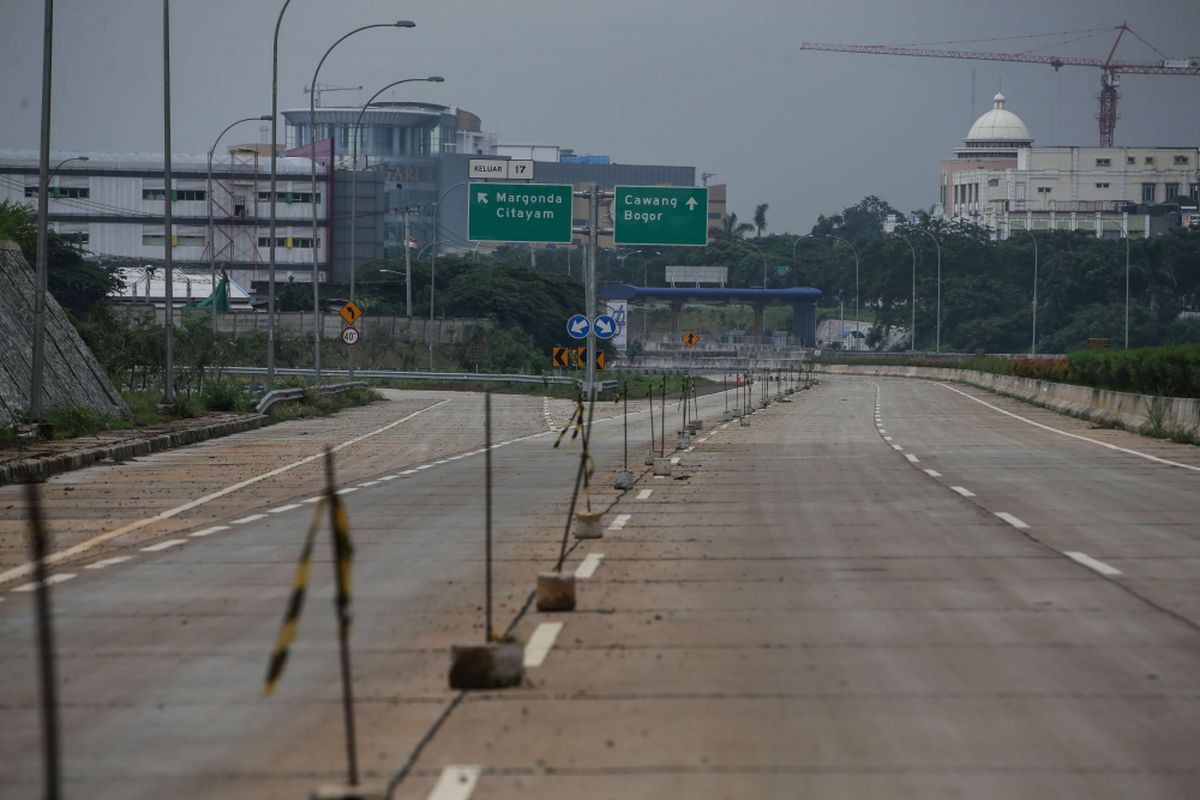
<box><xmin>0</xmin><ymin>149</ymin><xmax>329</xmax><ymax>294</ymax></box>
<box><xmin>940</xmin><ymin>94</ymin><xmax>1199</xmax><ymax>238</ymax></box>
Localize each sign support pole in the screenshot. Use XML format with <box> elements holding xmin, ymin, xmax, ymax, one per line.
<box><xmin>585</xmin><ymin>185</ymin><xmax>598</xmax><ymax>395</ymax></box>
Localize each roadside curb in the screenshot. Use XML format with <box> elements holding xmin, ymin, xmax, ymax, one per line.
<box><xmin>0</xmin><ymin>414</ymin><xmax>268</xmax><ymax>486</ymax></box>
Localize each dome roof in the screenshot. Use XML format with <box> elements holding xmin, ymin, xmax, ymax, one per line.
<box><xmin>964</xmin><ymin>93</ymin><xmax>1032</xmax><ymax>143</ymax></box>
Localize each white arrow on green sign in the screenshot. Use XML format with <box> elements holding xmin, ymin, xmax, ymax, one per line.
<box><xmin>468</xmin><ymin>182</ymin><xmax>573</xmax><ymax>243</ymax></box>
<box><xmin>613</xmin><ymin>185</ymin><xmax>709</xmax><ymax>246</ymax></box>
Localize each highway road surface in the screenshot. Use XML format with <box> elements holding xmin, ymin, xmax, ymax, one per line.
<box><xmin>2</xmin><ymin>376</ymin><xmax>1198</xmax><ymax>799</ymax></box>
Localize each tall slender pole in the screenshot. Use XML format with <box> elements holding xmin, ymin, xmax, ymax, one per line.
<box><xmin>428</xmin><ymin>243</ymin><xmax>435</xmax><ymax>370</ymax></box>
<box><xmin>586</xmin><ymin>186</ymin><xmax>599</xmax><ymax>393</ymax></box>
<box><xmin>828</xmin><ymin>235</ymin><xmax>859</xmax><ymax>349</ymax></box>
<box><xmin>267</xmin><ymin>0</ymin><xmax>293</xmax><ymax>393</ymax></box>
<box><xmin>1024</xmin><ymin>228</ymin><xmax>1038</xmax><ymax>354</ymax></box>
<box><xmin>323</xmin><ymin>451</ymin><xmax>359</xmax><ymax>787</ymax></box>
<box><xmin>895</xmin><ymin>233</ymin><xmax>916</xmax><ymax>353</ymax></box>
<box><xmin>162</xmin><ymin>0</ymin><xmax>176</xmax><ymax>405</ymax></box>
<box><xmin>30</xmin><ymin>0</ymin><xmax>54</xmax><ymax>421</ymax></box>
<box><xmin>27</xmin><ymin>483</ymin><xmax>61</xmax><ymax>800</ymax></box>
<box><xmin>403</xmin><ymin>209</ymin><xmax>413</xmax><ymax>317</ymax></box>
<box><xmin>484</xmin><ymin>391</ymin><xmax>494</xmax><ymax>641</ymax></box>
<box><xmin>1124</xmin><ymin>231</ymin><xmax>1130</xmax><ymax>349</ymax></box>
<box><xmin>911</xmin><ymin>228</ymin><xmax>941</xmax><ymax>352</ymax></box>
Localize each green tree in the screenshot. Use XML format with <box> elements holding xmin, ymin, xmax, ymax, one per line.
<box><xmin>753</xmin><ymin>203</ymin><xmax>769</xmax><ymax>237</ymax></box>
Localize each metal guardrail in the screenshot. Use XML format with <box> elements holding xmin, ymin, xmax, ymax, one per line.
<box><xmin>222</xmin><ymin>367</ymin><xmax>619</xmax><ymax>395</ymax></box>
<box><xmin>255</xmin><ymin>381</ymin><xmax>368</xmax><ymax>414</ymax></box>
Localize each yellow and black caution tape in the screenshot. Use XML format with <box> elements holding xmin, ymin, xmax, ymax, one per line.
<box><xmin>263</xmin><ymin>498</ymin><xmax>326</xmax><ymax>696</ymax></box>
<box><xmin>553</xmin><ymin>400</ymin><xmax>585</xmax><ymax>448</ymax></box>
<box><xmin>329</xmin><ymin>491</ymin><xmax>354</xmax><ymax>642</ymax></box>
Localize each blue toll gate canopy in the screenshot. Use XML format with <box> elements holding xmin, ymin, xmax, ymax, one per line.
<box><xmin>599</xmin><ymin>283</ymin><xmax>823</xmax><ymax>345</ymax></box>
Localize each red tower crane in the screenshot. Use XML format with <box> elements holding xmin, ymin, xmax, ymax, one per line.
<box><xmin>800</xmin><ymin>25</ymin><xmax>1199</xmax><ymax>147</ymax></box>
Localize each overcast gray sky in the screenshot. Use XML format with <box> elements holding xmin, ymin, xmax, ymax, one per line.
<box><xmin>2</xmin><ymin>0</ymin><xmax>1197</xmax><ymax>232</ymax></box>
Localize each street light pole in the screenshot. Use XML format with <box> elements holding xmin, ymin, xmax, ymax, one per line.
<box><xmin>208</xmin><ymin>115</ymin><xmax>270</xmax><ymax>332</ymax></box>
<box><xmin>350</xmin><ymin>76</ymin><xmax>443</xmax><ymax>379</ymax></box>
<box><xmin>308</xmin><ymin>21</ymin><xmax>415</xmax><ymax>385</ymax></box>
<box><xmin>161</xmin><ymin>0</ymin><xmax>176</xmax><ymax>406</ymax></box>
<box><xmin>266</xmin><ymin>0</ymin><xmax>295</xmax><ymax>394</ymax></box>
<box><xmin>827</xmin><ymin>235</ymin><xmax>859</xmax><ymax>349</ymax></box>
<box><xmin>743</xmin><ymin>240</ymin><xmax>769</xmax><ymax>289</ymax></box>
<box><xmin>428</xmin><ymin>181</ymin><xmax>467</xmax><ymax>371</ymax></box>
<box><xmin>1099</xmin><ymin>217</ymin><xmax>1131</xmax><ymax>348</ymax></box>
<box><xmin>911</xmin><ymin>227</ymin><xmax>942</xmax><ymax>352</ymax></box>
<box><xmin>1022</xmin><ymin>227</ymin><xmax>1038</xmax><ymax>354</ymax></box>
<box><xmin>29</xmin><ymin>5</ymin><xmax>54</xmax><ymax>424</ymax></box>
<box><xmin>894</xmin><ymin>232</ymin><xmax>917</xmax><ymax>352</ymax></box>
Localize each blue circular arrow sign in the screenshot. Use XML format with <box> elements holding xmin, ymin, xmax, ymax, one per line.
<box><xmin>592</xmin><ymin>314</ymin><xmax>618</xmax><ymax>340</ymax></box>
<box><xmin>566</xmin><ymin>314</ymin><xmax>590</xmax><ymax>339</ymax></box>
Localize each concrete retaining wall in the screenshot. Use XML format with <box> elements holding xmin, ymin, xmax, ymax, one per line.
<box><xmin>0</xmin><ymin>413</ymin><xmax>267</xmax><ymax>486</ymax></box>
<box><xmin>815</xmin><ymin>363</ymin><xmax>1200</xmax><ymax>436</ymax></box>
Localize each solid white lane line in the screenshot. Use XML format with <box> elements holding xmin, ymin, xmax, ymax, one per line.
<box><xmin>608</xmin><ymin>513</ymin><xmax>632</xmax><ymax>531</ymax></box>
<box><xmin>268</xmin><ymin>504</ymin><xmax>301</xmax><ymax>514</ymax></box>
<box><xmin>636</xmin><ymin>489</ymin><xmax>653</xmax><ymax>500</ymax></box>
<box><xmin>13</xmin><ymin>574</ymin><xmax>77</xmax><ymax>591</ymax></box>
<box><xmin>995</xmin><ymin>511</ymin><xmax>1030</xmax><ymax>530</ymax></box>
<box><xmin>427</xmin><ymin>765</ymin><xmax>481</xmax><ymax>800</ymax></box>
<box><xmin>923</xmin><ymin>469</ymin><xmax>942</xmax><ymax>478</ymax></box>
<box><xmin>1064</xmin><ymin>551</ymin><xmax>1123</xmax><ymax>576</ymax></box>
<box><xmin>400</xmin><ymin>469</ymin><xmax>419</xmax><ymax>476</ymax></box>
<box><xmin>231</xmin><ymin>513</ymin><xmax>267</xmax><ymax>524</ymax></box>
<box><xmin>416</xmin><ymin>464</ymin><xmax>433</xmax><ymax>471</ymax></box>
<box><xmin>939</xmin><ymin>383</ymin><xmax>1200</xmax><ymax>474</ymax></box>
<box><xmin>949</xmin><ymin>485</ymin><xmax>975</xmax><ymax>497</ymax></box>
<box><xmin>358</xmin><ymin>480</ymin><xmax>380</xmax><ymax>487</ymax></box>
<box><xmin>0</xmin><ymin>399</ymin><xmax>453</xmax><ymax>587</ymax></box>
<box><xmin>904</xmin><ymin>453</ymin><xmax>920</xmax><ymax>463</ymax></box>
<box><xmin>85</xmin><ymin>556</ymin><xmax>134</xmax><ymax>570</ymax></box>
<box><xmin>189</xmin><ymin>525</ymin><xmax>230</xmax><ymax>538</ymax></box>
<box><xmin>301</xmin><ymin>496</ymin><xmax>322</xmax><ymax>504</ymax></box>
<box><xmin>336</xmin><ymin>487</ymin><xmax>359</xmax><ymax>496</ymax></box>
<box><xmin>379</xmin><ymin>475</ymin><xmax>399</xmax><ymax>481</ymax></box>
<box><xmin>524</xmin><ymin>621</ymin><xmax>563</xmax><ymax>668</ymax></box>
<box><xmin>141</xmin><ymin>539</ymin><xmax>186</xmax><ymax>553</ymax></box>
<box><xmin>575</xmin><ymin>553</ymin><xmax>605</xmax><ymax>579</ymax></box>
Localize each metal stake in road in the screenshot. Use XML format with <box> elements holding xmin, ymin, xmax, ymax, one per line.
<box><xmin>585</xmin><ymin>185</ymin><xmax>600</xmax><ymax>394</ymax></box>
<box><xmin>647</xmin><ymin>383</ymin><xmax>656</xmax><ymax>463</ymax></box>
<box><xmin>26</xmin><ymin>481</ymin><xmax>62</xmax><ymax>800</ymax></box>
<box><xmin>484</xmin><ymin>391</ymin><xmax>494</xmax><ymax>641</ymax></box>
<box><xmin>323</xmin><ymin>450</ymin><xmax>359</xmax><ymax>788</ymax></box>
<box><xmin>659</xmin><ymin>376</ymin><xmax>667</xmax><ymax>456</ymax></box>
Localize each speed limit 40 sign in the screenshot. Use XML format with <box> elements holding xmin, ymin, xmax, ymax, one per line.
<box><xmin>340</xmin><ymin>327</ymin><xmax>360</xmax><ymax>346</ymax></box>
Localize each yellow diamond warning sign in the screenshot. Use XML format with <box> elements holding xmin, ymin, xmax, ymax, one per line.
<box><xmin>339</xmin><ymin>300</ymin><xmax>362</xmax><ymax>326</ymax></box>
<box><xmin>682</xmin><ymin>330</ymin><xmax>700</xmax><ymax>348</ymax></box>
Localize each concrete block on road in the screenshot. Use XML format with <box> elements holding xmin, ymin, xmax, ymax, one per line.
<box><xmin>573</xmin><ymin>509</ymin><xmax>605</xmax><ymax>539</ymax></box>
<box><xmin>613</xmin><ymin>469</ymin><xmax>635</xmax><ymax>490</ymax></box>
<box><xmin>536</xmin><ymin>571</ymin><xmax>577</xmax><ymax>612</ymax></box>
<box><xmin>449</xmin><ymin>641</ymin><xmax>524</xmax><ymax>689</ymax></box>
<box><xmin>652</xmin><ymin>457</ymin><xmax>673</xmax><ymax>476</ymax></box>
<box><xmin>644</xmin><ymin>450</ymin><xmax>656</xmax><ymax>465</ymax></box>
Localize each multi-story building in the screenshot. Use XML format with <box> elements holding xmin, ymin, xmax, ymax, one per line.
<box><xmin>940</xmin><ymin>93</ymin><xmax>1199</xmax><ymax>238</ymax></box>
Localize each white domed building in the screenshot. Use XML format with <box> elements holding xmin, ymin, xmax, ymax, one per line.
<box><xmin>939</xmin><ymin>93</ymin><xmax>1198</xmax><ymax>238</ymax></box>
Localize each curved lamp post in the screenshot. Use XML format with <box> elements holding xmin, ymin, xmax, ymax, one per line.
<box><xmin>1021</xmin><ymin>226</ymin><xmax>1038</xmax><ymax>354</ymax></box>
<box><xmin>909</xmin><ymin>227</ymin><xmax>942</xmax><ymax>352</ymax></box>
<box><xmin>308</xmin><ymin>20</ymin><xmax>415</xmax><ymax>384</ymax></box>
<box><xmin>741</xmin><ymin>240</ymin><xmax>769</xmax><ymax>290</ymax></box>
<box><xmin>348</xmin><ymin>75</ymin><xmax>444</xmax><ymax>378</ymax></box>
<box><xmin>892</xmin><ymin>232</ymin><xmax>917</xmax><ymax>352</ymax></box>
<box><xmin>427</xmin><ymin>182</ymin><xmax>467</xmax><ymax>370</ymax></box>
<box><xmin>265</xmin><ymin>0</ymin><xmax>297</xmax><ymax>393</ymax></box>
<box><xmin>208</xmin><ymin>116</ymin><xmax>269</xmax><ymax>331</ymax></box>
<box><xmin>1099</xmin><ymin>217</ymin><xmax>1132</xmax><ymax>348</ymax></box>
<box><xmin>827</xmin><ymin>235</ymin><xmax>860</xmax><ymax>349</ymax></box>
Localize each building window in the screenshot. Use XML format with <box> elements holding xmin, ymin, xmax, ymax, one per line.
<box><xmin>256</xmin><ymin>191</ymin><xmax>319</xmax><ymax>204</ymax></box>
<box><xmin>1142</xmin><ymin>183</ymin><xmax>1156</xmax><ymax>203</ymax></box>
<box><xmin>1191</xmin><ymin>184</ymin><xmax>1199</xmax><ymax>197</ymax></box>
<box><xmin>1095</xmin><ymin>158</ymin><xmax>1111</xmax><ymax>167</ymax></box>
<box><xmin>1095</xmin><ymin>182</ymin><xmax>1111</xmax><ymax>189</ymax></box>
<box><xmin>1127</xmin><ymin>156</ymin><xmax>1135</xmax><ymax>165</ymax></box>
<box><xmin>257</xmin><ymin>235</ymin><xmax>317</xmax><ymax>249</ymax></box>
<box><xmin>1037</xmin><ymin>187</ymin><xmax>1052</xmax><ymax>194</ymax></box>
<box><xmin>143</xmin><ymin>189</ymin><xmax>206</xmax><ymax>201</ymax></box>
<box><xmin>1174</xmin><ymin>155</ymin><xmax>1190</xmax><ymax>165</ymax></box>
<box><xmin>1165</xmin><ymin>184</ymin><xmax>1180</xmax><ymax>200</ymax></box>
<box><xmin>25</xmin><ymin>186</ymin><xmax>90</xmax><ymax>199</ymax></box>
<box><xmin>987</xmin><ymin>178</ymin><xmax>999</xmax><ymax>187</ymax></box>
<box><xmin>1144</xmin><ymin>156</ymin><xmax>1155</xmax><ymax>165</ymax></box>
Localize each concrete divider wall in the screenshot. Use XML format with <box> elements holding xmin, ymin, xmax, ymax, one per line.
<box><xmin>815</xmin><ymin>363</ymin><xmax>1200</xmax><ymax>436</ymax></box>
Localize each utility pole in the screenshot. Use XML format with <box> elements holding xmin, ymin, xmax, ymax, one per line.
<box><xmin>402</xmin><ymin>207</ymin><xmax>414</xmax><ymax>317</ymax></box>
<box><xmin>585</xmin><ymin>185</ymin><xmax>599</xmax><ymax>393</ymax></box>
<box><xmin>161</xmin><ymin>0</ymin><xmax>176</xmax><ymax>406</ymax></box>
<box><xmin>29</xmin><ymin>0</ymin><xmax>54</xmax><ymax>422</ymax></box>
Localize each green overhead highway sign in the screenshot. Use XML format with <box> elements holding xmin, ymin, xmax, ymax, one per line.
<box><xmin>613</xmin><ymin>185</ymin><xmax>709</xmax><ymax>246</ymax></box>
<box><xmin>468</xmin><ymin>182</ymin><xmax>573</xmax><ymax>243</ymax></box>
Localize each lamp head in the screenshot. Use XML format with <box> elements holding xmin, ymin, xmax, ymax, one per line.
<box><xmin>395</xmin><ymin>20</ymin><xmax>416</xmax><ymax>27</ymax></box>
<box><xmin>258</xmin><ymin>115</ymin><xmax>272</xmax><ymax>121</ymax></box>
<box><xmin>77</xmin><ymin>156</ymin><xmax>90</xmax><ymax>162</ymax></box>
<box><xmin>427</xmin><ymin>76</ymin><xmax>445</xmax><ymax>82</ymax></box>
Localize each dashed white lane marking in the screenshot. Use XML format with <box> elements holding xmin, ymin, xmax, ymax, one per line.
<box><xmin>878</xmin><ymin>428</ymin><xmax>886</xmax><ymax>433</ymax></box>
<box><xmin>141</xmin><ymin>539</ymin><xmax>186</xmax><ymax>553</ymax></box>
<box><xmin>1065</xmin><ymin>551</ymin><xmax>1123</xmax><ymax>576</ymax></box>
<box><xmin>85</xmin><ymin>556</ymin><xmax>133</xmax><ymax>570</ymax></box>
<box><xmin>904</xmin><ymin>453</ymin><xmax>920</xmax><ymax>463</ymax></box>
<box><xmin>939</xmin><ymin>382</ymin><xmax>1200</xmax><ymax>474</ymax></box>
<box><xmin>684</xmin><ymin>446</ymin><xmax>695</xmax><ymax>453</ymax></box>
<box><xmin>995</xmin><ymin>511</ymin><xmax>1030</xmax><ymax>530</ymax></box>
<box><xmin>268</xmin><ymin>504</ymin><xmax>301</xmax><ymax>514</ymax></box>
<box><xmin>14</xmin><ymin>574</ymin><xmax>77</xmax><ymax>591</ymax></box>
<box><xmin>575</xmin><ymin>553</ymin><xmax>605</xmax><ymax>579</ymax></box>
<box><xmin>379</xmin><ymin>475</ymin><xmax>399</xmax><ymax>481</ymax></box>
<box><xmin>892</xmin><ymin>444</ymin><xmax>904</xmax><ymax>451</ymax></box>
<box><xmin>923</xmin><ymin>469</ymin><xmax>943</xmax><ymax>478</ymax></box>
<box><xmin>336</xmin><ymin>487</ymin><xmax>359</xmax><ymax>496</ymax></box>
<box><xmin>416</xmin><ymin>464</ymin><xmax>433</xmax><ymax>471</ymax></box>
<box><xmin>670</xmin><ymin>456</ymin><xmax>681</xmax><ymax>465</ymax></box>
<box><xmin>636</xmin><ymin>489</ymin><xmax>653</xmax><ymax>500</ymax></box>
<box><xmin>189</xmin><ymin>525</ymin><xmax>229</xmax><ymax>538</ymax></box>
<box><xmin>301</xmin><ymin>496</ymin><xmax>322</xmax><ymax>504</ymax></box>
<box><xmin>358</xmin><ymin>480</ymin><xmax>381</xmax><ymax>487</ymax></box>
<box><xmin>434</xmin><ymin>460</ymin><xmax>450</xmax><ymax>465</ymax></box>
<box><xmin>427</xmin><ymin>764</ymin><xmax>481</xmax><ymax>800</ymax></box>
<box><xmin>608</xmin><ymin>513</ymin><xmax>632</xmax><ymax>531</ymax></box>
<box><xmin>0</xmin><ymin>399</ymin><xmax>452</xmax><ymax>587</ymax></box>
<box><xmin>949</xmin><ymin>486</ymin><xmax>976</xmax><ymax>497</ymax></box>
<box><xmin>524</xmin><ymin>621</ymin><xmax>563</xmax><ymax>668</ymax></box>
<box><xmin>884</xmin><ymin>436</ymin><xmax>893</xmax><ymax>441</ymax></box>
<box><xmin>400</xmin><ymin>469</ymin><xmax>419</xmax><ymax>476</ymax></box>
<box><xmin>231</xmin><ymin>513</ymin><xmax>267</xmax><ymax>524</ymax></box>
